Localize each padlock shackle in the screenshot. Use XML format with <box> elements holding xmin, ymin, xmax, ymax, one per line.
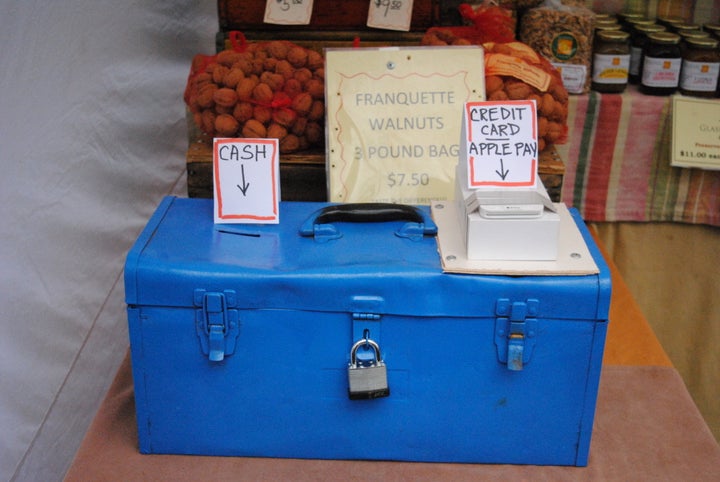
<box><xmin>349</xmin><ymin>338</ymin><xmax>383</xmax><ymax>365</ymax></box>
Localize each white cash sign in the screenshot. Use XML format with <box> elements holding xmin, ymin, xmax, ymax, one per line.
<box><xmin>213</xmin><ymin>138</ymin><xmax>280</xmax><ymax>224</ymax></box>
<box><xmin>464</xmin><ymin>100</ymin><xmax>538</xmax><ymax>188</ymax></box>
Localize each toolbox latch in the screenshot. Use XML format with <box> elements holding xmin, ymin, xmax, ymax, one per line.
<box><xmin>195</xmin><ymin>289</ymin><xmax>240</xmax><ymax>362</ymax></box>
<box><xmin>494</xmin><ymin>298</ymin><xmax>538</xmax><ymax>371</ymax></box>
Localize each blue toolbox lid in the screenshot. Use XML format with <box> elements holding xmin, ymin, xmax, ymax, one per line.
<box><xmin>125</xmin><ymin>196</ymin><xmax>610</xmax><ymax>320</ymax></box>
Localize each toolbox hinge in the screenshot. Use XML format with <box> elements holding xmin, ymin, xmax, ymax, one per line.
<box><xmin>194</xmin><ymin>289</ymin><xmax>240</xmax><ymax>362</ymax></box>
<box><xmin>352</xmin><ymin>313</ymin><xmax>382</xmax><ymax>321</ymax></box>
<box><xmin>494</xmin><ymin>298</ymin><xmax>539</xmax><ymax>371</ymax></box>
<box><xmin>349</xmin><ymin>296</ymin><xmax>385</xmax><ymax>363</ymax></box>
<box><xmin>351</xmin><ymin>311</ymin><xmax>383</xmax><ymax>365</ymax></box>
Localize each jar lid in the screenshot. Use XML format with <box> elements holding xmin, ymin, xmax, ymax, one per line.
<box><xmin>657</xmin><ymin>15</ymin><xmax>685</xmax><ymax>27</ymax></box>
<box><xmin>679</xmin><ymin>30</ymin><xmax>710</xmax><ymax>40</ymax></box>
<box><xmin>626</xmin><ymin>17</ymin><xmax>655</xmax><ymax>27</ymax></box>
<box><xmin>648</xmin><ymin>32</ymin><xmax>681</xmax><ymax>44</ymax></box>
<box><xmin>635</xmin><ymin>24</ymin><xmax>666</xmax><ymax>35</ymax></box>
<box><xmin>674</xmin><ymin>27</ymin><xmax>702</xmax><ymax>37</ymax></box>
<box><xmin>618</xmin><ymin>12</ymin><xmax>645</xmax><ymax>22</ymax></box>
<box><xmin>675</xmin><ymin>23</ymin><xmax>701</xmax><ymax>32</ymax></box>
<box><xmin>596</xmin><ymin>30</ymin><xmax>630</xmax><ymax>42</ymax></box>
<box><xmin>595</xmin><ymin>13</ymin><xmax>615</xmax><ymax>22</ymax></box>
<box><xmin>595</xmin><ymin>21</ymin><xmax>622</xmax><ymax>32</ymax></box>
<box><xmin>684</xmin><ymin>37</ymin><xmax>719</xmax><ymax>49</ymax></box>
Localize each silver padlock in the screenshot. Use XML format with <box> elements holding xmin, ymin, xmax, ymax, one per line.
<box><xmin>347</xmin><ymin>338</ymin><xmax>390</xmax><ymax>400</ymax></box>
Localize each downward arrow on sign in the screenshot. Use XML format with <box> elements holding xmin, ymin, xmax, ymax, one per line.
<box><xmin>237</xmin><ymin>164</ymin><xmax>250</xmax><ymax>196</ymax></box>
<box><xmin>495</xmin><ymin>158</ymin><xmax>509</xmax><ymax>180</ymax></box>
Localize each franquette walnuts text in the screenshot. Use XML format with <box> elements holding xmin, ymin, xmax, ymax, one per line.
<box><xmin>355</xmin><ymin>90</ymin><xmax>459</xmax><ymax>160</ymax></box>
<box><xmin>356</xmin><ymin>90</ymin><xmax>454</xmax><ymax>130</ymax></box>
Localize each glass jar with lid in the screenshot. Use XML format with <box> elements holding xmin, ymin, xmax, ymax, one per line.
<box><xmin>595</xmin><ymin>19</ymin><xmax>622</xmax><ymax>34</ymax></box>
<box><xmin>679</xmin><ymin>37</ymin><xmax>720</xmax><ymax>97</ymax></box>
<box><xmin>592</xmin><ymin>30</ymin><xmax>631</xmax><ymax>93</ymax></box>
<box><xmin>657</xmin><ymin>15</ymin><xmax>685</xmax><ymax>30</ymax></box>
<box><xmin>640</xmin><ymin>32</ymin><xmax>682</xmax><ymax>95</ymax></box>
<box><xmin>673</xmin><ymin>23</ymin><xmax>702</xmax><ymax>35</ymax></box>
<box><xmin>679</xmin><ymin>30</ymin><xmax>711</xmax><ymax>40</ymax></box>
<box><xmin>624</xmin><ymin>17</ymin><xmax>656</xmax><ymax>33</ymax></box>
<box><xmin>679</xmin><ymin>30</ymin><xmax>711</xmax><ymax>55</ymax></box>
<box><xmin>703</xmin><ymin>23</ymin><xmax>720</xmax><ymax>40</ymax></box>
<box><xmin>618</xmin><ymin>12</ymin><xmax>646</xmax><ymax>29</ymax></box>
<box><xmin>595</xmin><ymin>13</ymin><xmax>616</xmax><ymax>23</ymax></box>
<box><xmin>630</xmin><ymin>24</ymin><xmax>666</xmax><ymax>84</ymax></box>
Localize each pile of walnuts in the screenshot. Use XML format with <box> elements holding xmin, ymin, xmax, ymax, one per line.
<box><xmin>184</xmin><ymin>40</ymin><xmax>325</xmax><ymax>153</ymax></box>
<box><xmin>483</xmin><ymin>42</ymin><xmax>569</xmax><ymax>151</ymax></box>
<box><xmin>421</xmin><ymin>29</ymin><xmax>473</xmax><ymax>46</ymax></box>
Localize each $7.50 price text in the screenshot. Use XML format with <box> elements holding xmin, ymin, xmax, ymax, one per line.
<box><xmin>387</xmin><ymin>172</ymin><xmax>431</xmax><ymax>188</ymax></box>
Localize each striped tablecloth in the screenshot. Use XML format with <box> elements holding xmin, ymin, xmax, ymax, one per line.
<box><xmin>556</xmin><ymin>85</ymin><xmax>720</xmax><ymax>227</ymax></box>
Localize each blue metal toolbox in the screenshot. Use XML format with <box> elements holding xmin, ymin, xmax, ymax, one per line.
<box><xmin>124</xmin><ymin>196</ymin><xmax>611</xmax><ymax>466</ymax></box>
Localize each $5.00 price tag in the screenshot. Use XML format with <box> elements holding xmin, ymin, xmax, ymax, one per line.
<box><xmin>264</xmin><ymin>0</ymin><xmax>314</xmax><ymax>25</ymax></box>
<box><xmin>367</xmin><ymin>0</ymin><xmax>414</xmax><ymax>32</ymax></box>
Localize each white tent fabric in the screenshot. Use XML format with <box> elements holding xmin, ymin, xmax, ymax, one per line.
<box><xmin>0</xmin><ymin>2</ymin><xmax>216</xmax><ymax>480</ymax></box>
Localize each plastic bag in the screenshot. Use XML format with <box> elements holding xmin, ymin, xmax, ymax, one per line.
<box><xmin>421</xmin><ymin>2</ymin><xmax>515</xmax><ymax>46</ymax></box>
<box><xmin>483</xmin><ymin>41</ymin><xmax>569</xmax><ymax>150</ymax></box>
<box><xmin>518</xmin><ymin>0</ymin><xmax>596</xmax><ymax>94</ymax></box>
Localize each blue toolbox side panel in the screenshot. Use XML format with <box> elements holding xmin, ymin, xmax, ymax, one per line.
<box><xmin>131</xmin><ymin>307</ymin><xmax>603</xmax><ymax>463</ymax></box>
<box><xmin>568</xmin><ymin>207</ymin><xmax>612</xmax><ymax>466</ymax></box>
<box><xmin>124</xmin><ymin>196</ymin><xmax>176</xmax><ymax>306</ymax></box>
<box><xmin>569</xmin><ymin>207</ymin><xmax>612</xmax><ymax>320</ymax></box>
<box><xmin>125</xmin><ymin>306</ymin><xmax>151</xmax><ymax>454</ymax></box>
<box><xmin>125</xmin><ymin>196</ymin><xmax>176</xmax><ymax>456</ymax></box>
<box><xmin>124</xmin><ymin>196</ymin><xmax>611</xmax><ymax>466</ymax></box>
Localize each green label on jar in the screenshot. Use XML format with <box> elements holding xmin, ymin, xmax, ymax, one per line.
<box><xmin>551</xmin><ymin>32</ymin><xmax>579</xmax><ymax>61</ymax></box>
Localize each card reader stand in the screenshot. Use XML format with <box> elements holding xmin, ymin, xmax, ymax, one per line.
<box><xmin>432</xmin><ymin>165</ymin><xmax>598</xmax><ymax>275</ymax></box>
<box><xmin>454</xmin><ymin>164</ymin><xmax>560</xmax><ymax>261</ymax></box>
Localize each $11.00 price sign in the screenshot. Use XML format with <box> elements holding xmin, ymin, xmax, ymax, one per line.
<box><xmin>464</xmin><ymin>100</ymin><xmax>538</xmax><ymax>188</ymax></box>
<box><xmin>671</xmin><ymin>96</ymin><xmax>720</xmax><ymax>171</ymax></box>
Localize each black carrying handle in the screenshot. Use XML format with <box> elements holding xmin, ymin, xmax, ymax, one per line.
<box><xmin>299</xmin><ymin>203</ymin><xmax>437</xmax><ymax>239</ymax></box>
<box><xmin>314</xmin><ymin>203</ymin><xmax>423</xmax><ymax>224</ymax></box>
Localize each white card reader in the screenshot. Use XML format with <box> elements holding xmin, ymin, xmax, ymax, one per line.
<box><xmin>479</xmin><ymin>204</ymin><xmax>544</xmax><ymax>219</ymax></box>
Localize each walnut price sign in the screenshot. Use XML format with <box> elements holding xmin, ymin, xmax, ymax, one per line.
<box><xmin>367</xmin><ymin>0</ymin><xmax>414</xmax><ymax>32</ymax></box>
<box><xmin>264</xmin><ymin>0</ymin><xmax>314</xmax><ymax>25</ymax></box>
<box><xmin>325</xmin><ymin>46</ymin><xmax>485</xmax><ymax>204</ymax></box>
